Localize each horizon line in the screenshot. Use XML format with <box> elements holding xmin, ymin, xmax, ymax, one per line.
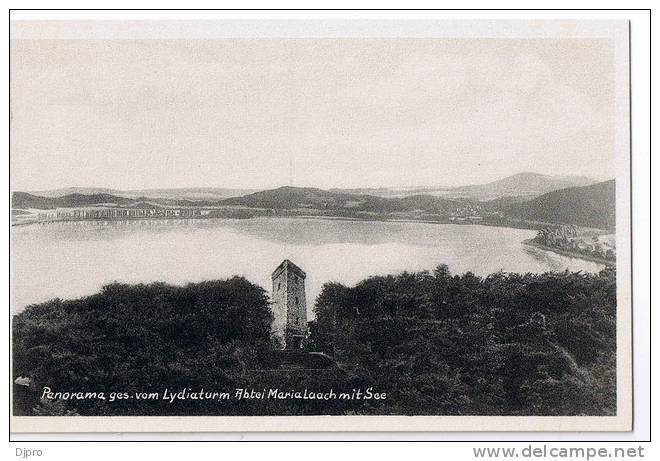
<box><xmin>15</xmin><ymin>172</ymin><xmax>615</xmax><ymax>194</ymax></box>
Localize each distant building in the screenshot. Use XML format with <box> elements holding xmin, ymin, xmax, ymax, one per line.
<box><xmin>271</xmin><ymin>259</ymin><xmax>308</xmax><ymax>349</ymax></box>
<box><xmin>36</xmin><ymin>206</ymin><xmax>210</xmax><ymax>222</ymax></box>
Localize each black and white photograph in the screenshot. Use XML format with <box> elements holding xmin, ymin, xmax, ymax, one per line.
<box><xmin>9</xmin><ymin>17</ymin><xmax>633</xmax><ymax>433</ymax></box>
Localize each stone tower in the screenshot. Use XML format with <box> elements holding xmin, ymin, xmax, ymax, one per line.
<box><xmin>271</xmin><ymin>259</ymin><xmax>307</xmax><ymax>349</ymax></box>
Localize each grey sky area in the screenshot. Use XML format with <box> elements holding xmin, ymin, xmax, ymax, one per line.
<box><xmin>10</xmin><ymin>37</ymin><xmax>615</xmax><ymax>190</ymax></box>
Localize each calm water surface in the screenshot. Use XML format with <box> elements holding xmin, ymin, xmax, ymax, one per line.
<box><xmin>11</xmin><ymin>217</ymin><xmax>605</xmax><ymax>315</ymax></box>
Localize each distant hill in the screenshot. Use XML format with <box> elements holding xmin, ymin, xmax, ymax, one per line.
<box><xmin>328</xmin><ymin>187</ymin><xmax>412</xmax><ymax>198</ymax></box>
<box><xmin>505</xmin><ymin>179</ymin><xmax>616</xmax><ymax>230</ymax></box>
<box><xmin>330</xmin><ymin>173</ymin><xmax>596</xmax><ymax>200</ymax></box>
<box><xmin>21</xmin><ymin>173</ymin><xmax>595</xmax><ymax>204</ymax></box>
<box><xmin>28</xmin><ymin>187</ymin><xmax>255</xmax><ymax>200</ymax></box>
<box><xmin>221</xmin><ymin>186</ymin><xmax>465</xmax><ymax>213</ymax></box>
<box><xmin>12</xmin><ymin>192</ymin><xmax>56</xmax><ymax>209</ymax></box>
<box><xmin>357</xmin><ymin>194</ymin><xmax>465</xmax><ymax>214</ymax></box>
<box><xmin>221</xmin><ymin>186</ymin><xmax>355</xmax><ymax>209</ymax></box>
<box><xmin>442</xmin><ymin>172</ymin><xmax>596</xmax><ymax>200</ymax></box>
<box><xmin>12</xmin><ymin>192</ymin><xmax>138</xmax><ymax>209</ymax></box>
<box><xmin>14</xmin><ymin>174</ymin><xmax>613</xmax><ymax>228</ymax></box>
<box><xmin>480</xmin><ymin>195</ymin><xmax>533</xmax><ymax>212</ymax></box>
<box><xmin>25</xmin><ymin>187</ymin><xmax>118</xmax><ymax>198</ymax></box>
<box><xmin>117</xmin><ymin>187</ymin><xmax>257</xmax><ymax>201</ymax></box>
<box><xmin>12</xmin><ymin>192</ymin><xmax>230</xmax><ymax>210</ymax></box>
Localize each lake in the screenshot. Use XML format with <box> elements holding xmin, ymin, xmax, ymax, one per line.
<box><xmin>11</xmin><ymin>217</ymin><xmax>606</xmax><ymax>315</ymax></box>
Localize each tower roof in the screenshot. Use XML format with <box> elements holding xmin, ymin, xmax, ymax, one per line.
<box><xmin>272</xmin><ymin>259</ymin><xmax>306</xmax><ymax>280</ymax></box>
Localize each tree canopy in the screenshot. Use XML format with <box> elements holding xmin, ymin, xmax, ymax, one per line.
<box><xmin>13</xmin><ymin>278</ymin><xmax>273</xmax><ymax>415</ymax></box>
<box><xmin>13</xmin><ymin>266</ymin><xmax>616</xmax><ymax>416</ymax></box>
<box><xmin>308</xmin><ymin>265</ymin><xmax>616</xmax><ymax>416</ymax></box>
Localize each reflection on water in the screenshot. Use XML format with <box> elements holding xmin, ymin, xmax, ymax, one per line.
<box><xmin>11</xmin><ymin>217</ymin><xmax>606</xmax><ymax>315</ymax></box>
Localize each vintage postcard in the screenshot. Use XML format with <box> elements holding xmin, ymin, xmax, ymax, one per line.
<box><xmin>10</xmin><ymin>18</ymin><xmax>632</xmax><ymax>432</ymax></box>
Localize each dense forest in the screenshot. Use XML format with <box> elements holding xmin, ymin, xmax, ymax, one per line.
<box><xmin>506</xmin><ymin>180</ymin><xmax>616</xmax><ymax>230</ymax></box>
<box><xmin>13</xmin><ymin>267</ymin><xmax>616</xmax><ymax>416</ymax></box>
<box><xmin>308</xmin><ymin>266</ymin><xmax>616</xmax><ymax>416</ymax></box>
<box><xmin>13</xmin><ymin>278</ymin><xmax>275</xmax><ymax>416</ymax></box>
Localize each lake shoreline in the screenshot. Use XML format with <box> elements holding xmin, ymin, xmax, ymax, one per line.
<box><xmin>522</xmin><ymin>239</ymin><xmax>615</xmax><ymax>267</ymax></box>
<box><xmin>12</xmin><ymin>217</ymin><xmax>606</xmax><ymax>314</ymax></box>
<box><xmin>13</xmin><ymin>214</ymin><xmax>615</xmax><ymax>268</ymax></box>
<box><xmin>11</xmin><ymin>211</ymin><xmax>547</xmax><ymax>232</ymax></box>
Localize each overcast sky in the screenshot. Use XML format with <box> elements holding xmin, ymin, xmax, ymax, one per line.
<box><xmin>10</xmin><ymin>37</ymin><xmax>616</xmax><ymax>191</ymax></box>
